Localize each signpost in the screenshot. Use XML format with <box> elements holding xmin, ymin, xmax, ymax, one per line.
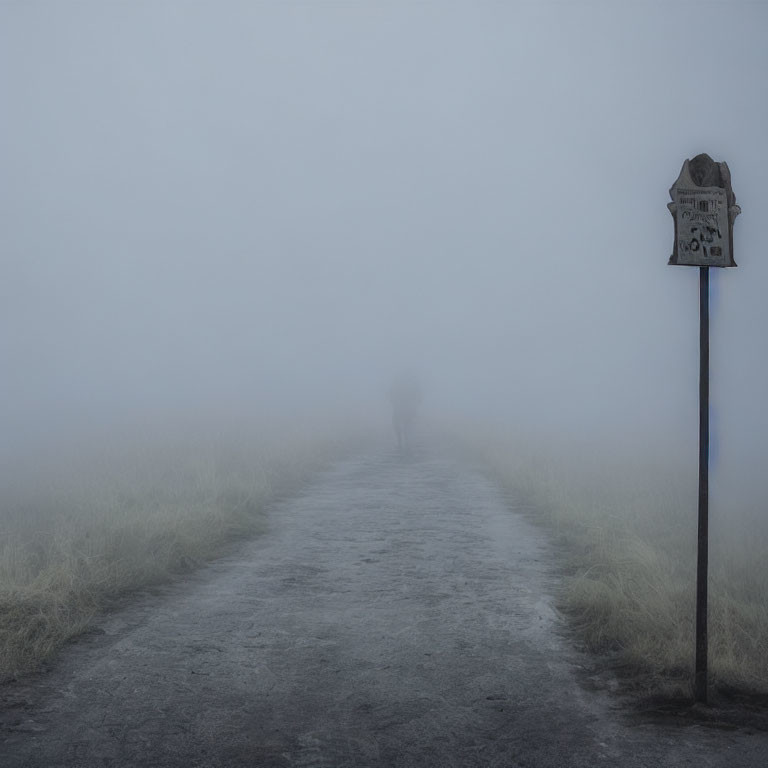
<box><xmin>667</xmin><ymin>153</ymin><xmax>740</xmax><ymax>704</ymax></box>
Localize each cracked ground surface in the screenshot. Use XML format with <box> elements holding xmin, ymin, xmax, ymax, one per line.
<box><xmin>2</xmin><ymin>447</ymin><xmax>768</xmax><ymax>767</ymax></box>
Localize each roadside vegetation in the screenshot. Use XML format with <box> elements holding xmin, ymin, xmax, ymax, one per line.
<box><xmin>464</xmin><ymin>430</ymin><xmax>768</xmax><ymax>699</ymax></box>
<box><xmin>0</xmin><ymin>426</ymin><xmax>356</xmax><ymax>682</ymax></box>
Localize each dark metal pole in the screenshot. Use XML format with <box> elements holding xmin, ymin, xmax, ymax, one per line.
<box><xmin>695</xmin><ymin>265</ymin><xmax>710</xmax><ymax>704</ymax></box>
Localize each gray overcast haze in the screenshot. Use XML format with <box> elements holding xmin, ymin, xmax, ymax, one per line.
<box><xmin>2</xmin><ymin>1</ymin><xmax>768</xmax><ymax>511</ymax></box>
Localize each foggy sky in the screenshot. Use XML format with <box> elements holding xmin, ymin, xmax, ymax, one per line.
<box><xmin>2</xmin><ymin>2</ymin><xmax>768</xmax><ymax>502</ymax></box>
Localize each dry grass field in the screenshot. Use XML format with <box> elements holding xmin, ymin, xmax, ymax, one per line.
<box><xmin>0</xmin><ymin>426</ymin><xmax>353</xmax><ymax>682</ymax></box>
<box><xmin>464</xmin><ymin>431</ymin><xmax>768</xmax><ymax>699</ymax></box>
<box><xmin>6</xmin><ymin>421</ymin><xmax>766</xmax><ymax>701</ymax></box>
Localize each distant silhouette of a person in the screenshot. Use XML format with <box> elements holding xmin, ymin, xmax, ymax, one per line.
<box><xmin>389</xmin><ymin>373</ymin><xmax>421</xmax><ymax>450</ymax></box>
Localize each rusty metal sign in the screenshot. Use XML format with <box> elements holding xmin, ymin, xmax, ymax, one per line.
<box><xmin>668</xmin><ymin>153</ymin><xmax>740</xmax><ymax>267</ymax></box>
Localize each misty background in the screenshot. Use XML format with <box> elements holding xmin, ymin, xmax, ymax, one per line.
<box><xmin>2</xmin><ymin>1</ymin><xmax>768</xmax><ymax>515</ymax></box>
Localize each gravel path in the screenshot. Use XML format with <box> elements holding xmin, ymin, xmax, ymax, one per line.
<box><xmin>2</xmin><ymin>447</ymin><xmax>768</xmax><ymax>767</ymax></box>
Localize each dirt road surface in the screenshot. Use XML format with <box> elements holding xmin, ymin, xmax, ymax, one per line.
<box><xmin>3</xmin><ymin>448</ymin><xmax>768</xmax><ymax>767</ymax></box>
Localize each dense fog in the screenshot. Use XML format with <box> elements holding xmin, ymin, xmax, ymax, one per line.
<box><xmin>2</xmin><ymin>2</ymin><xmax>768</xmax><ymax>510</ymax></box>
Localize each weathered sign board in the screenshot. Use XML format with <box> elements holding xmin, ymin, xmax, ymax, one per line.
<box><xmin>668</xmin><ymin>153</ymin><xmax>741</xmax><ymax>704</ymax></box>
<box><xmin>668</xmin><ymin>153</ymin><xmax>740</xmax><ymax>267</ymax></box>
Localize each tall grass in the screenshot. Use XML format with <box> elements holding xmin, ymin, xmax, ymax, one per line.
<box><xmin>0</xmin><ymin>427</ymin><xmax>354</xmax><ymax>681</ymax></box>
<box><xmin>463</xmin><ymin>431</ymin><xmax>768</xmax><ymax>698</ymax></box>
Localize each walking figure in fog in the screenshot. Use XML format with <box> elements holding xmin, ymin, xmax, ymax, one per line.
<box><xmin>389</xmin><ymin>373</ymin><xmax>422</xmax><ymax>451</ymax></box>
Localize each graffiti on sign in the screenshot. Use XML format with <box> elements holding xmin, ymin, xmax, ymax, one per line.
<box><xmin>674</xmin><ymin>186</ymin><xmax>729</xmax><ymax>265</ymax></box>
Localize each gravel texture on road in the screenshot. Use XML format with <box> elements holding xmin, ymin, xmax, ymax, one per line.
<box><xmin>2</xmin><ymin>448</ymin><xmax>767</xmax><ymax>767</ymax></box>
